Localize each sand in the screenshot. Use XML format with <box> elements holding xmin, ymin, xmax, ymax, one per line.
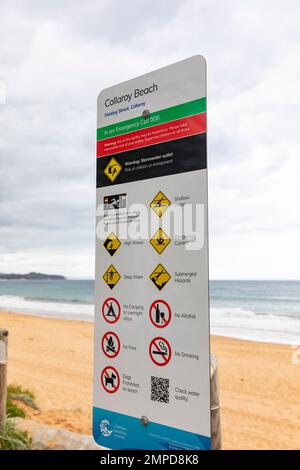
<box><xmin>0</xmin><ymin>310</ymin><xmax>299</xmax><ymax>450</ymax></box>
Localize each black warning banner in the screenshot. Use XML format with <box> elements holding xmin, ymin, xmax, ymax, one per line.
<box><xmin>97</xmin><ymin>133</ymin><xmax>207</xmax><ymax>188</ymax></box>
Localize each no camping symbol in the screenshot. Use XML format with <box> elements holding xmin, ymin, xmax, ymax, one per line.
<box><xmin>149</xmin><ymin>337</ymin><xmax>172</xmax><ymax>366</ymax></box>
<box><xmin>101</xmin><ymin>366</ymin><xmax>120</xmax><ymax>393</ymax></box>
<box><xmin>102</xmin><ymin>297</ymin><xmax>121</xmax><ymax>324</ymax></box>
<box><xmin>101</xmin><ymin>331</ymin><xmax>120</xmax><ymax>359</ymax></box>
<box><xmin>149</xmin><ymin>300</ymin><xmax>171</xmax><ymax>328</ymax></box>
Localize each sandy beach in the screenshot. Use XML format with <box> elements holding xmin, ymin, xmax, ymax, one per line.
<box><xmin>1</xmin><ymin>310</ymin><xmax>299</xmax><ymax>450</ymax></box>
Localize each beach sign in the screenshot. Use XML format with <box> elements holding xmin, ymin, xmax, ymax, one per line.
<box><xmin>94</xmin><ymin>56</ymin><xmax>211</xmax><ymax>450</ymax></box>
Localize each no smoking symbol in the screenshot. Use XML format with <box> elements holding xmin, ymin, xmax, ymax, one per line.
<box><xmin>149</xmin><ymin>300</ymin><xmax>171</xmax><ymax>328</ymax></box>
<box><xmin>101</xmin><ymin>366</ymin><xmax>120</xmax><ymax>394</ymax></box>
<box><xmin>101</xmin><ymin>332</ymin><xmax>120</xmax><ymax>359</ymax></box>
<box><xmin>149</xmin><ymin>337</ymin><xmax>172</xmax><ymax>366</ymax></box>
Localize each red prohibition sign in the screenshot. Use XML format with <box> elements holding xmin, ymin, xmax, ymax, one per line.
<box><xmin>149</xmin><ymin>300</ymin><xmax>171</xmax><ymax>328</ymax></box>
<box><xmin>149</xmin><ymin>337</ymin><xmax>172</xmax><ymax>366</ymax></box>
<box><xmin>102</xmin><ymin>297</ymin><xmax>121</xmax><ymax>324</ymax></box>
<box><xmin>101</xmin><ymin>366</ymin><xmax>120</xmax><ymax>394</ymax></box>
<box><xmin>101</xmin><ymin>331</ymin><xmax>120</xmax><ymax>359</ymax></box>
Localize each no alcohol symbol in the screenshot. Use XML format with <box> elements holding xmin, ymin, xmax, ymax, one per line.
<box><xmin>149</xmin><ymin>300</ymin><xmax>171</xmax><ymax>328</ymax></box>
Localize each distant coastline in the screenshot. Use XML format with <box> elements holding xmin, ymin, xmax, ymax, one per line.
<box><xmin>0</xmin><ymin>272</ymin><xmax>66</xmax><ymax>281</ymax></box>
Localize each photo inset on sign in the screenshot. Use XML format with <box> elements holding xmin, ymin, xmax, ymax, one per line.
<box><xmin>101</xmin><ymin>366</ymin><xmax>120</xmax><ymax>393</ymax></box>
<box><xmin>101</xmin><ymin>332</ymin><xmax>120</xmax><ymax>359</ymax></box>
<box><xmin>101</xmin><ymin>297</ymin><xmax>121</xmax><ymax>324</ymax></box>
<box><xmin>149</xmin><ymin>336</ymin><xmax>172</xmax><ymax>366</ymax></box>
<box><xmin>149</xmin><ymin>299</ymin><xmax>171</xmax><ymax>328</ymax></box>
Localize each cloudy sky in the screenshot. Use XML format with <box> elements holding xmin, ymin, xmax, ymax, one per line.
<box><xmin>0</xmin><ymin>0</ymin><xmax>299</xmax><ymax>279</ymax></box>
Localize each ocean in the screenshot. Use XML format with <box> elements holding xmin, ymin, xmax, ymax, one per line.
<box><xmin>0</xmin><ymin>280</ymin><xmax>299</xmax><ymax>345</ymax></box>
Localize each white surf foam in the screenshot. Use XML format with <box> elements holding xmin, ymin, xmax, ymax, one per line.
<box><xmin>210</xmin><ymin>307</ymin><xmax>300</xmax><ymax>345</ymax></box>
<box><xmin>0</xmin><ymin>295</ymin><xmax>94</xmax><ymax>321</ymax></box>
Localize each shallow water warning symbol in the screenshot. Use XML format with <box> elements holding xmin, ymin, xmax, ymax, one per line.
<box><xmin>104</xmin><ymin>158</ymin><xmax>122</xmax><ymax>183</ymax></box>
<box><xmin>103</xmin><ymin>265</ymin><xmax>121</xmax><ymax>289</ymax></box>
<box><xmin>149</xmin><ymin>337</ymin><xmax>172</xmax><ymax>366</ymax></box>
<box><xmin>150</xmin><ymin>264</ymin><xmax>171</xmax><ymax>291</ymax></box>
<box><xmin>103</xmin><ymin>232</ymin><xmax>121</xmax><ymax>256</ymax></box>
<box><xmin>150</xmin><ymin>228</ymin><xmax>171</xmax><ymax>254</ymax></box>
<box><xmin>150</xmin><ymin>191</ymin><xmax>171</xmax><ymax>217</ymax></box>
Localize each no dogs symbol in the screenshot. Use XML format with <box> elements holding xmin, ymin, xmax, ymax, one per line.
<box><xmin>101</xmin><ymin>366</ymin><xmax>120</xmax><ymax>393</ymax></box>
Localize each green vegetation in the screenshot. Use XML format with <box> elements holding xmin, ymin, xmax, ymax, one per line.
<box><xmin>0</xmin><ymin>384</ymin><xmax>38</xmax><ymax>450</ymax></box>
<box><xmin>0</xmin><ymin>419</ymin><xmax>31</xmax><ymax>450</ymax></box>
<box><xmin>7</xmin><ymin>384</ymin><xmax>39</xmax><ymax>418</ymax></box>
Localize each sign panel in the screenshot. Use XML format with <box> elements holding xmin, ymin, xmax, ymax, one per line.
<box><xmin>94</xmin><ymin>56</ymin><xmax>211</xmax><ymax>450</ymax></box>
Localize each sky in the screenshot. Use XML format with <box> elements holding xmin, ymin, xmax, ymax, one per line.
<box><xmin>0</xmin><ymin>0</ymin><xmax>300</xmax><ymax>280</ymax></box>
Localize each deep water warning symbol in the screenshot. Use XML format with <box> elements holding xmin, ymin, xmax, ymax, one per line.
<box><xmin>150</xmin><ymin>264</ymin><xmax>171</xmax><ymax>291</ymax></box>
<box><xmin>150</xmin><ymin>228</ymin><xmax>171</xmax><ymax>254</ymax></box>
<box><xmin>150</xmin><ymin>191</ymin><xmax>171</xmax><ymax>217</ymax></box>
<box><xmin>103</xmin><ymin>265</ymin><xmax>121</xmax><ymax>289</ymax></box>
<box><xmin>104</xmin><ymin>158</ymin><xmax>122</xmax><ymax>183</ymax></box>
<box><xmin>103</xmin><ymin>232</ymin><xmax>121</xmax><ymax>256</ymax></box>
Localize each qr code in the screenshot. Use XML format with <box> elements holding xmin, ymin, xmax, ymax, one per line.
<box><xmin>151</xmin><ymin>376</ymin><xmax>169</xmax><ymax>404</ymax></box>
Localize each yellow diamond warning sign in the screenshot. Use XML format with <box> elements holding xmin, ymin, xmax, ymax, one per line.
<box><xmin>150</xmin><ymin>191</ymin><xmax>171</xmax><ymax>217</ymax></box>
<box><xmin>103</xmin><ymin>232</ymin><xmax>121</xmax><ymax>256</ymax></box>
<box><xmin>150</xmin><ymin>228</ymin><xmax>171</xmax><ymax>255</ymax></box>
<box><xmin>150</xmin><ymin>264</ymin><xmax>171</xmax><ymax>291</ymax></box>
<box><xmin>104</xmin><ymin>158</ymin><xmax>122</xmax><ymax>183</ymax></box>
<box><xmin>103</xmin><ymin>265</ymin><xmax>121</xmax><ymax>289</ymax></box>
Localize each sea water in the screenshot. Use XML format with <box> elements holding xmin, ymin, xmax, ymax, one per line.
<box><xmin>0</xmin><ymin>279</ymin><xmax>299</xmax><ymax>345</ymax></box>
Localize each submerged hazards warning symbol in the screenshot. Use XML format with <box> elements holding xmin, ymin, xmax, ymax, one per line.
<box><xmin>104</xmin><ymin>157</ymin><xmax>122</xmax><ymax>183</ymax></box>
<box><xmin>103</xmin><ymin>265</ymin><xmax>121</xmax><ymax>289</ymax></box>
<box><xmin>150</xmin><ymin>191</ymin><xmax>171</xmax><ymax>217</ymax></box>
<box><xmin>149</xmin><ymin>337</ymin><xmax>172</xmax><ymax>366</ymax></box>
<box><xmin>150</xmin><ymin>228</ymin><xmax>171</xmax><ymax>254</ymax></box>
<box><xmin>103</xmin><ymin>232</ymin><xmax>121</xmax><ymax>256</ymax></box>
<box><xmin>150</xmin><ymin>264</ymin><xmax>171</xmax><ymax>291</ymax></box>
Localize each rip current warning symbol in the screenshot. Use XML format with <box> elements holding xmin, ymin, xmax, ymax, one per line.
<box><xmin>103</xmin><ymin>265</ymin><xmax>121</xmax><ymax>289</ymax></box>
<box><xmin>150</xmin><ymin>191</ymin><xmax>171</xmax><ymax>217</ymax></box>
<box><xmin>149</xmin><ymin>337</ymin><xmax>172</xmax><ymax>366</ymax></box>
<box><xmin>101</xmin><ymin>366</ymin><xmax>120</xmax><ymax>393</ymax></box>
<box><xmin>149</xmin><ymin>300</ymin><xmax>171</xmax><ymax>328</ymax></box>
<box><xmin>104</xmin><ymin>158</ymin><xmax>122</xmax><ymax>183</ymax></box>
<box><xmin>150</xmin><ymin>228</ymin><xmax>171</xmax><ymax>254</ymax></box>
<box><xmin>103</xmin><ymin>232</ymin><xmax>121</xmax><ymax>256</ymax></box>
<box><xmin>101</xmin><ymin>332</ymin><xmax>120</xmax><ymax>359</ymax></box>
<box><xmin>102</xmin><ymin>298</ymin><xmax>121</xmax><ymax>324</ymax></box>
<box><xmin>150</xmin><ymin>264</ymin><xmax>171</xmax><ymax>291</ymax></box>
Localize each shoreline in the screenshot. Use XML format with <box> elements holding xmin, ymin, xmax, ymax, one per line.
<box><xmin>0</xmin><ymin>306</ymin><xmax>298</xmax><ymax>346</ymax></box>
<box><xmin>0</xmin><ymin>310</ymin><xmax>299</xmax><ymax>449</ymax></box>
